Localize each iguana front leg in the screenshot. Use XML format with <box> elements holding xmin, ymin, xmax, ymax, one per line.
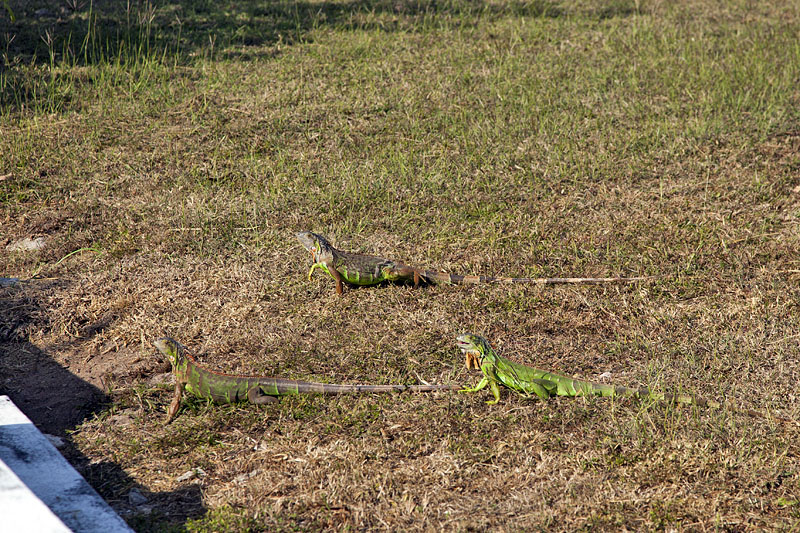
<box><xmin>486</xmin><ymin>380</ymin><xmax>502</xmax><ymax>404</ymax></box>
<box><xmin>167</xmin><ymin>382</ymin><xmax>185</xmax><ymax>423</ymax></box>
<box><xmin>329</xmin><ymin>266</ymin><xmax>345</xmax><ymax>295</ymax></box>
<box><xmin>460</xmin><ymin>376</ymin><xmax>504</xmax><ymax>404</ymax></box>
<box><xmin>308</xmin><ymin>261</ymin><xmax>345</xmax><ymax>295</ymax></box>
<box><xmin>459</xmin><ymin>376</ymin><xmax>489</xmax><ymax>394</ymax></box>
<box><xmin>246</xmin><ymin>387</ymin><xmax>280</xmax><ymax>405</ymax></box>
<box><xmin>307</xmin><ymin>262</ymin><xmax>324</xmax><ymax>281</ymax></box>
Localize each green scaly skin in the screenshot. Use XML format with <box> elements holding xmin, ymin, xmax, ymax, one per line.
<box><xmin>296</xmin><ymin>232</ymin><xmax>652</xmax><ymax>296</ymax></box>
<box><xmin>456</xmin><ymin>334</ymin><xmax>663</xmax><ymax>405</ymax></box>
<box><xmin>155</xmin><ymin>337</ymin><xmax>459</xmax><ymax>422</ymax></box>
<box><xmin>456</xmin><ymin>334</ymin><xmax>791</xmax><ymax>423</ymax></box>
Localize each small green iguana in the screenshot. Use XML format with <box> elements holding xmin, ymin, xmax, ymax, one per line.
<box><xmin>456</xmin><ymin>333</ymin><xmax>791</xmax><ymax>423</ymax></box>
<box><xmin>155</xmin><ymin>337</ymin><xmax>459</xmax><ymax>422</ymax></box>
<box><xmin>296</xmin><ymin>231</ymin><xmax>651</xmax><ymax>295</ymax></box>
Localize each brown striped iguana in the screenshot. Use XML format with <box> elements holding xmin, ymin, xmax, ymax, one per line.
<box><xmin>296</xmin><ymin>231</ymin><xmax>651</xmax><ymax>295</ymax></box>
<box><xmin>154</xmin><ymin>337</ymin><xmax>458</xmax><ymax>422</ymax></box>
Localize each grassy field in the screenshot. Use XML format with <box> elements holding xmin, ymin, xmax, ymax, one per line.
<box><xmin>2</xmin><ymin>0</ymin><xmax>800</xmax><ymax>530</ymax></box>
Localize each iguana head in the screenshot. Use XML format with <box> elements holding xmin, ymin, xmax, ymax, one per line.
<box><xmin>296</xmin><ymin>231</ymin><xmax>335</xmax><ymax>263</ymax></box>
<box><xmin>456</xmin><ymin>333</ymin><xmax>495</xmax><ymax>370</ymax></box>
<box><xmin>154</xmin><ymin>337</ymin><xmax>186</xmax><ymax>369</ymax></box>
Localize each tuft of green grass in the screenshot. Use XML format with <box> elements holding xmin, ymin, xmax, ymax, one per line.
<box><xmin>183</xmin><ymin>507</ymin><xmax>261</xmax><ymax>533</ymax></box>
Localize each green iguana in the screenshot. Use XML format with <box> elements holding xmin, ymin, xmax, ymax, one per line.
<box><xmin>456</xmin><ymin>334</ymin><xmax>791</xmax><ymax>422</ymax></box>
<box><xmin>155</xmin><ymin>337</ymin><xmax>458</xmax><ymax>422</ymax></box>
<box><xmin>296</xmin><ymin>231</ymin><xmax>651</xmax><ymax>295</ymax></box>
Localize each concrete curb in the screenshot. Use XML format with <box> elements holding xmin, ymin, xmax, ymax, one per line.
<box><xmin>0</xmin><ymin>457</ymin><xmax>70</xmax><ymax>532</ymax></box>
<box><xmin>0</xmin><ymin>396</ymin><xmax>133</xmax><ymax>532</ymax></box>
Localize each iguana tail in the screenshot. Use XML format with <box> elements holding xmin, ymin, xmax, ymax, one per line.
<box><xmin>268</xmin><ymin>379</ymin><xmax>459</xmax><ymax>394</ymax></box>
<box><xmin>156</xmin><ymin>336</ymin><xmax>460</xmax><ymax>398</ymax></box>
<box><xmin>562</xmin><ymin>376</ymin><xmax>788</xmax><ymax>421</ymax></box>
<box><xmin>566</xmin><ymin>378</ymin><xmax>715</xmax><ymax>406</ymax></box>
<box><xmin>187</xmin><ymin>367</ymin><xmax>460</xmax><ymax>396</ymax></box>
<box><xmin>420</xmin><ymin>271</ymin><xmax>652</xmax><ymax>285</ymax></box>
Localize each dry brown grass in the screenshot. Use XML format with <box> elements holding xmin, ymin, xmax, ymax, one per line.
<box><xmin>2</xmin><ymin>0</ymin><xmax>800</xmax><ymax>530</ymax></box>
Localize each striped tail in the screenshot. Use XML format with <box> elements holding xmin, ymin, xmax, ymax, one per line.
<box><xmin>270</xmin><ymin>379</ymin><xmax>460</xmax><ymax>394</ymax></box>
<box><xmin>557</xmin><ymin>376</ymin><xmax>793</xmax><ymax>424</ymax></box>
<box><xmin>653</xmin><ymin>392</ymin><xmax>794</xmax><ymax>423</ymax></box>
<box><xmin>582</xmin><ymin>382</ymin><xmax>728</xmax><ymax>412</ymax></box>
<box><xmin>421</xmin><ymin>271</ymin><xmax>653</xmax><ymax>285</ymax></box>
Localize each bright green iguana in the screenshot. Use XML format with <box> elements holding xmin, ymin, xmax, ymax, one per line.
<box><xmin>456</xmin><ymin>334</ymin><xmax>792</xmax><ymax>422</ymax></box>
<box><xmin>155</xmin><ymin>337</ymin><xmax>458</xmax><ymax>422</ymax></box>
<box><xmin>296</xmin><ymin>232</ymin><xmax>651</xmax><ymax>295</ymax></box>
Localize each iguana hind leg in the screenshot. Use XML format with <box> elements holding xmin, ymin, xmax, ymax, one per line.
<box><xmin>487</xmin><ymin>381</ymin><xmax>502</xmax><ymax>404</ymax></box>
<box><xmin>524</xmin><ymin>379</ymin><xmax>554</xmax><ymax>400</ymax></box>
<box><xmin>390</xmin><ymin>264</ymin><xmax>422</xmax><ymax>288</ymax></box>
<box><xmin>247</xmin><ymin>387</ymin><xmax>280</xmax><ymax>405</ymax></box>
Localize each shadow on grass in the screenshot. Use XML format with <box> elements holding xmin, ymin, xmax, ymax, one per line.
<box><xmin>0</xmin><ymin>0</ymin><xmax>568</xmax><ymax>112</ymax></box>
<box><xmin>0</xmin><ymin>281</ymin><xmax>206</xmax><ymax>529</ymax></box>
<box><xmin>0</xmin><ymin>279</ymin><xmax>105</xmax><ymax>433</ymax></box>
<box><xmin>3</xmin><ymin>0</ymin><xmax>567</xmax><ymax>60</ymax></box>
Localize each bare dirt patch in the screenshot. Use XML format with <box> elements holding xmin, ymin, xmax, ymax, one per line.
<box><xmin>0</xmin><ymin>279</ymin><xmax>163</xmax><ymax>434</ymax></box>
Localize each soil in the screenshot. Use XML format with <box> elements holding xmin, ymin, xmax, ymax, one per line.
<box><xmin>0</xmin><ymin>279</ymin><xmax>168</xmax><ymax>434</ymax></box>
